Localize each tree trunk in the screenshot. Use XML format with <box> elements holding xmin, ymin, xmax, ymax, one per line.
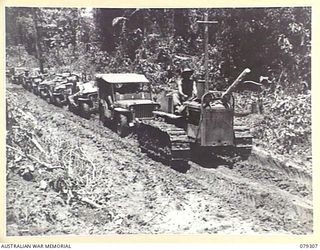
<box><xmin>32</xmin><ymin>8</ymin><xmax>44</xmax><ymax>73</ymax></box>
<box><xmin>173</xmin><ymin>9</ymin><xmax>189</xmax><ymax>39</ymax></box>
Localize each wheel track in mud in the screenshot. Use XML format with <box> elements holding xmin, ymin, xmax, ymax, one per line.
<box><xmin>6</xmin><ymin>84</ymin><xmax>313</xmax><ymax>234</ymax></box>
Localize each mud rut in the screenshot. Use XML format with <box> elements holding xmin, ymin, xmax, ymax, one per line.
<box><xmin>6</xmin><ymin>84</ymin><xmax>312</xmax><ymax>235</ymax></box>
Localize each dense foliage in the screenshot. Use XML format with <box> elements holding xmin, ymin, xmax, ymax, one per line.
<box><xmin>234</xmin><ymin>90</ymin><xmax>311</xmax><ymax>157</ymax></box>
<box><xmin>94</xmin><ymin>8</ymin><xmax>311</xmax><ymax>93</ymax></box>
<box><xmin>6</xmin><ymin>7</ymin><xmax>311</xmax><ymax>93</ymax></box>
<box><xmin>260</xmin><ymin>93</ymin><xmax>311</xmax><ymax>156</ymax></box>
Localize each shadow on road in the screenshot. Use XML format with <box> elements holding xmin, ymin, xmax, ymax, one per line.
<box><xmin>191</xmin><ymin>152</ymin><xmax>236</xmax><ymax>169</ymax></box>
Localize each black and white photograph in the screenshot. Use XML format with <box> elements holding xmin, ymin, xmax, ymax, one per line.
<box><xmin>5</xmin><ymin>6</ymin><xmax>312</xmax><ymax>236</ymax></box>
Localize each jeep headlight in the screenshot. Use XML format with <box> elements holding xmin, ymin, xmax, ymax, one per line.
<box><xmin>129</xmin><ymin>106</ymin><xmax>135</xmax><ymax>112</ymax></box>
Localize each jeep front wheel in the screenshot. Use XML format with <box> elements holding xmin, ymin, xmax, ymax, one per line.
<box><xmin>99</xmin><ymin>103</ymin><xmax>107</xmax><ymax>125</ymax></box>
<box><xmin>54</xmin><ymin>96</ymin><xmax>64</xmax><ymax>107</ymax></box>
<box><xmin>80</xmin><ymin>102</ymin><xmax>91</xmax><ymax>119</ymax></box>
<box><xmin>39</xmin><ymin>91</ymin><xmax>46</xmax><ymax>99</ymax></box>
<box><xmin>116</xmin><ymin>114</ymin><xmax>129</xmax><ymax>137</ymax></box>
<box><xmin>46</xmin><ymin>94</ymin><xmax>53</xmax><ymax>104</ymax></box>
<box><xmin>32</xmin><ymin>87</ymin><xmax>38</xmax><ymax>96</ymax></box>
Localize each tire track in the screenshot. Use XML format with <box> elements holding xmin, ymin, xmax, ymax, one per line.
<box><xmin>6</xmin><ymin>84</ymin><xmax>313</xmax><ymax>234</ymax></box>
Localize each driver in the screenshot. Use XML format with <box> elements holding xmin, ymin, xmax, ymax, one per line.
<box><xmin>172</xmin><ymin>68</ymin><xmax>198</xmax><ymax>114</ymax></box>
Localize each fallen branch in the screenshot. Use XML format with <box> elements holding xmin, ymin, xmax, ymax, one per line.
<box><xmin>79</xmin><ymin>147</ymin><xmax>96</xmax><ymax>179</ymax></box>
<box><xmin>30</xmin><ymin>136</ymin><xmax>45</xmax><ymax>154</ymax></box>
<box><xmin>79</xmin><ymin>196</ymin><xmax>103</xmax><ymax>209</ymax></box>
<box><xmin>277</xmin><ymin>70</ymin><xmax>284</xmax><ymax>86</ymax></box>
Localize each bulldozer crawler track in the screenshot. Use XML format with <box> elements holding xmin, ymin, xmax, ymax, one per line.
<box><xmin>138</xmin><ymin>120</ymin><xmax>190</xmax><ymax>166</ymax></box>
<box><xmin>234</xmin><ymin>125</ymin><xmax>253</xmax><ymax>159</ymax></box>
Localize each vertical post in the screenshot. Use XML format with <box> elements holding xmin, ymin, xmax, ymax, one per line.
<box><xmin>197</xmin><ymin>14</ymin><xmax>217</xmax><ymax>93</ymax></box>
<box><xmin>204</xmin><ymin>13</ymin><xmax>209</xmax><ymax>93</ymax></box>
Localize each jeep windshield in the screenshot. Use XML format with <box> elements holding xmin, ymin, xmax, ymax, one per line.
<box><xmin>114</xmin><ymin>82</ymin><xmax>151</xmax><ymax>101</ymax></box>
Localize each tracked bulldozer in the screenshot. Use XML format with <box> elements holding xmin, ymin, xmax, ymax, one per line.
<box><xmin>137</xmin><ymin>68</ymin><xmax>253</xmax><ymax>167</ymax></box>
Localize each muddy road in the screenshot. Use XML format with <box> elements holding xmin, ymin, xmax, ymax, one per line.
<box><xmin>6</xmin><ymin>83</ymin><xmax>313</xmax><ymax>235</ymax></box>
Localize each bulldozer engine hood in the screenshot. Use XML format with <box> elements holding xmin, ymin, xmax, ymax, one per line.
<box><xmin>115</xmin><ymin>99</ymin><xmax>158</xmax><ymax>109</ymax></box>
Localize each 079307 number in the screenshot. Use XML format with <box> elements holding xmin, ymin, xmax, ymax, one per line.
<box><xmin>300</xmin><ymin>244</ymin><xmax>318</xmax><ymax>248</ymax></box>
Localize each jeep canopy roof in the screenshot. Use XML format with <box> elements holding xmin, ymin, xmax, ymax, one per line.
<box><xmin>96</xmin><ymin>73</ymin><xmax>149</xmax><ymax>84</ymax></box>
